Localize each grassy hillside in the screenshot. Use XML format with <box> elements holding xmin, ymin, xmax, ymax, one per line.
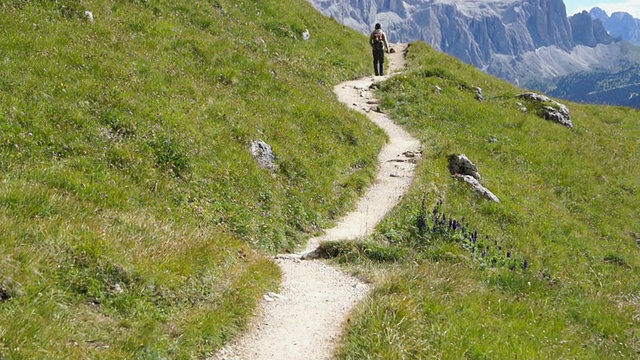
<box><xmin>333</xmin><ymin>42</ymin><xmax>640</xmax><ymax>359</ymax></box>
<box><xmin>0</xmin><ymin>1</ymin><xmax>385</xmax><ymax>358</ymax></box>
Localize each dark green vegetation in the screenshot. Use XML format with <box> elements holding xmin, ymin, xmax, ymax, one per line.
<box><xmin>525</xmin><ymin>41</ymin><xmax>640</xmax><ymax>109</ymax></box>
<box><xmin>530</xmin><ymin>63</ymin><xmax>640</xmax><ymax>109</ymax></box>
<box><xmin>0</xmin><ymin>1</ymin><xmax>385</xmax><ymax>358</ymax></box>
<box><xmin>335</xmin><ymin>43</ymin><xmax>640</xmax><ymax>359</ymax></box>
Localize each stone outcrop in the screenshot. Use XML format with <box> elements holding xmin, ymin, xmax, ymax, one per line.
<box><xmin>516</xmin><ymin>92</ymin><xmax>572</xmax><ymax>128</ymax></box>
<box><xmin>448</xmin><ymin>154</ymin><xmax>481</xmax><ymax>181</ymax></box>
<box><xmin>448</xmin><ymin>154</ymin><xmax>499</xmax><ymax>203</ymax></box>
<box><xmin>251</xmin><ymin>139</ymin><xmax>276</xmax><ymax>171</ymax></box>
<box><xmin>455</xmin><ymin>174</ymin><xmax>501</xmax><ymax>203</ymax></box>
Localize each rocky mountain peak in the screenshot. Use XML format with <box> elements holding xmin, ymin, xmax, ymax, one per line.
<box><xmin>569</xmin><ymin>11</ymin><xmax>613</xmax><ymax>47</ymax></box>
<box><xmin>588</xmin><ymin>7</ymin><xmax>609</xmax><ymax>23</ymax></box>
<box><xmin>307</xmin><ymin>0</ymin><xmax>628</xmax><ymax>87</ymax></box>
<box><xmin>588</xmin><ymin>7</ymin><xmax>640</xmax><ymax>45</ymax></box>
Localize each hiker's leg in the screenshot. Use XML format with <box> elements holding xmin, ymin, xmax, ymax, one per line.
<box><xmin>372</xmin><ymin>52</ymin><xmax>380</xmax><ymax>76</ymax></box>
<box><xmin>374</xmin><ymin>51</ymin><xmax>384</xmax><ymax>76</ymax></box>
<box><xmin>379</xmin><ymin>58</ymin><xmax>384</xmax><ymax>76</ymax></box>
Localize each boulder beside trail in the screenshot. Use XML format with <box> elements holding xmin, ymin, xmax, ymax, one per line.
<box><xmin>448</xmin><ymin>154</ymin><xmax>500</xmax><ymax>203</ymax></box>
<box><xmin>448</xmin><ymin>154</ymin><xmax>481</xmax><ymax>180</ymax></box>
<box><xmin>454</xmin><ymin>174</ymin><xmax>501</xmax><ymax>203</ymax></box>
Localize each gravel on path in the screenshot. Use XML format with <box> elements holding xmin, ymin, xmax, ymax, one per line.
<box><xmin>212</xmin><ymin>44</ymin><xmax>420</xmax><ymax>360</ymax></box>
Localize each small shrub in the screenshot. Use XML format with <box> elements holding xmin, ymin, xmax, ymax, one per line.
<box><xmin>604</xmin><ymin>253</ymin><xmax>629</xmax><ymax>267</ymax></box>
<box><xmin>148</xmin><ymin>135</ymin><xmax>191</xmax><ymax>178</ymax></box>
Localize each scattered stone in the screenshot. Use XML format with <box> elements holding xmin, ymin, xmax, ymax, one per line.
<box><xmin>84</xmin><ymin>11</ymin><xmax>94</xmax><ymax>23</ymax></box>
<box><xmin>267</xmin><ymin>292</ymin><xmax>287</xmax><ymax>300</ymax></box>
<box><xmin>488</xmin><ymin>136</ymin><xmax>498</xmax><ymax>143</ymax></box>
<box><xmin>448</xmin><ymin>154</ymin><xmax>481</xmax><ymax>180</ymax></box>
<box><xmin>302</xmin><ymin>29</ymin><xmax>310</xmax><ymax>41</ymax></box>
<box><xmin>366</xmin><ymin>99</ymin><xmax>381</xmax><ymax>105</ymax></box>
<box><xmin>455</xmin><ymin>174</ymin><xmax>501</xmax><ymax>203</ymax></box>
<box><xmin>459</xmin><ymin>84</ymin><xmax>484</xmax><ymax>102</ymax></box>
<box><xmin>403</xmin><ymin>150</ymin><xmax>421</xmax><ymax>158</ymax></box>
<box><xmin>389</xmin><ymin>48</ymin><xmax>396</xmax><ymax>54</ymax></box>
<box><xmin>474</xmin><ymin>86</ymin><xmax>484</xmax><ymax>102</ymax></box>
<box><xmin>251</xmin><ymin>139</ymin><xmax>276</xmax><ymax>171</ymax></box>
<box><xmin>113</xmin><ymin>283</ymin><xmax>123</xmax><ymax>294</ymax></box>
<box><xmin>448</xmin><ymin>154</ymin><xmax>500</xmax><ymax>202</ymax></box>
<box><xmin>516</xmin><ymin>92</ymin><xmax>573</xmax><ymax>128</ymax></box>
<box><xmin>371</xmin><ymin>106</ymin><xmax>383</xmax><ymax>113</ymax></box>
<box><xmin>435</xmin><ymin>85</ymin><xmax>442</xmax><ymax>94</ymax></box>
<box><xmin>0</xmin><ymin>278</ymin><xmax>23</xmax><ymax>301</ymax></box>
<box><xmin>542</xmin><ymin>105</ymin><xmax>572</xmax><ymax>127</ymax></box>
<box><xmin>275</xmin><ymin>253</ymin><xmax>302</xmax><ymax>260</ymax></box>
<box><xmin>516</xmin><ymin>101</ymin><xmax>528</xmax><ymax>112</ymax></box>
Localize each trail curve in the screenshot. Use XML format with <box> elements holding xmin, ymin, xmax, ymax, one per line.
<box><xmin>213</xmin><ymin>43</ymin><xmax>421</xmax><ymax>360</ymax></box>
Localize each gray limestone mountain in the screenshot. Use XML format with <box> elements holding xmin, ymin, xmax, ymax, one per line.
<box><xmin>307</xmin><ymin>0</ymin><xmax>639</xmax><ymax>94</ymax></box>
<box><xmin>569</xmin><ymin>10</ymin><xmax>613</xmax><ymax>47</ymax></box>
<box><xmin>589</xmin><ymin>7</ymin><xmax>640</xmax><ymax>46</ymax></box>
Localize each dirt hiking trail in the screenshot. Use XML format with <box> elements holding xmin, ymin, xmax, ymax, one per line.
<box><xmin>213</xmin><ymin>44</ymin><xmax>421</xmax><ymax>360</ymax></box>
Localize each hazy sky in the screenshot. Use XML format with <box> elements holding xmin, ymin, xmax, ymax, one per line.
<box><xmin>564</xmin><ymin>0</ymin><xmax>640</xmax><ymax>18</ymax></box>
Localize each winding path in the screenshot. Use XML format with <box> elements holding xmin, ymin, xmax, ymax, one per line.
<box><xmin>213</xmin><ymin>44</ymin><xmax>421</xmax><ymax>360</ymax></box>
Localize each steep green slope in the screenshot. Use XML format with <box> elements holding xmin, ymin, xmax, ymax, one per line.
<box><xmin>0</xmin><ymin>1</ymin><xmax>385</xmax><ymax>358</ymax></box>
<box><xmin>334</xmin><ymin>43</ymin><xmax>640</xmax><ymax>359</ymax></box>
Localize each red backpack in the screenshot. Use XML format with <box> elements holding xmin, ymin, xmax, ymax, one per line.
<box><xmin>373</xmin><ymin>30</ymin><xmax>384</xmax><ymax>50</ymax></box>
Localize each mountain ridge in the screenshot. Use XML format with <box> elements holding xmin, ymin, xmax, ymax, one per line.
<box><xmin>589</xmin><ymin>7</ymin><xmax>640</xmax><ymax>45</ymax></box>
<box><xmin>307</xmin><ymin>0</ymin><xmax>640</xmax><ymax>104</ymax></box>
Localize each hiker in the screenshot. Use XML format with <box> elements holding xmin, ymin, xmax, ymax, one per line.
<box><xmin>369</xmin><ymin>23</ymin><xmax>390</xmax><ymax>76</ymax></box>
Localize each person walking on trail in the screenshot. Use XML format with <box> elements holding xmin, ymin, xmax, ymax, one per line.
<box><xmin>369</xmin><ymin>23</ymin><xmax>390</xmax><ymax>76</ymax></box>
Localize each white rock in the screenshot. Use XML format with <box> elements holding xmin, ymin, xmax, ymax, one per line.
<box><xmin>113</xmin><ymin>283</ymin><xmax>123</xmax><ymax>294</ymax></box>
<box><xmin>84</xmin><ymin>11</ymin><xmax>94</xmax><ymax>23</ymax></box>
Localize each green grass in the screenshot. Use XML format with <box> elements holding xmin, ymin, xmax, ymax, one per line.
<box><xmin>4</xmin><ymin>2</ymin><xmax>638</xmax><ymax>359</ymax></box>
<box><xmin>335</xmin><ymin>42</ymin><xmax>640</xmax><ymax>359</ymax></box>
<box><xmin>0</xmin><ymin>1</ymin><xmax>385</xmax><ymax>358</ymax></box>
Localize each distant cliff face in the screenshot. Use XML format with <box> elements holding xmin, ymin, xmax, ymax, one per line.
<box><xmin>589</xmin><ymin>7</ymin><xmax>640</xmax><ymax>45</ymax></box>
<box><xmin>569</xmin><ymin>11</ymin><xmax>613</xmax><ymax>47</ymax></box>
<box><xmin>307</xmin><ymin>0</ymin><xmax>626</xmax><ymax>86</ymax></box>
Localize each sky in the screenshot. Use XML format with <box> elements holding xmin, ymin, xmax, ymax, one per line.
<box><xmin>564</xmin><ymin>0</ymin><xmax>640</xmax><ymax>18</ymax></box>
